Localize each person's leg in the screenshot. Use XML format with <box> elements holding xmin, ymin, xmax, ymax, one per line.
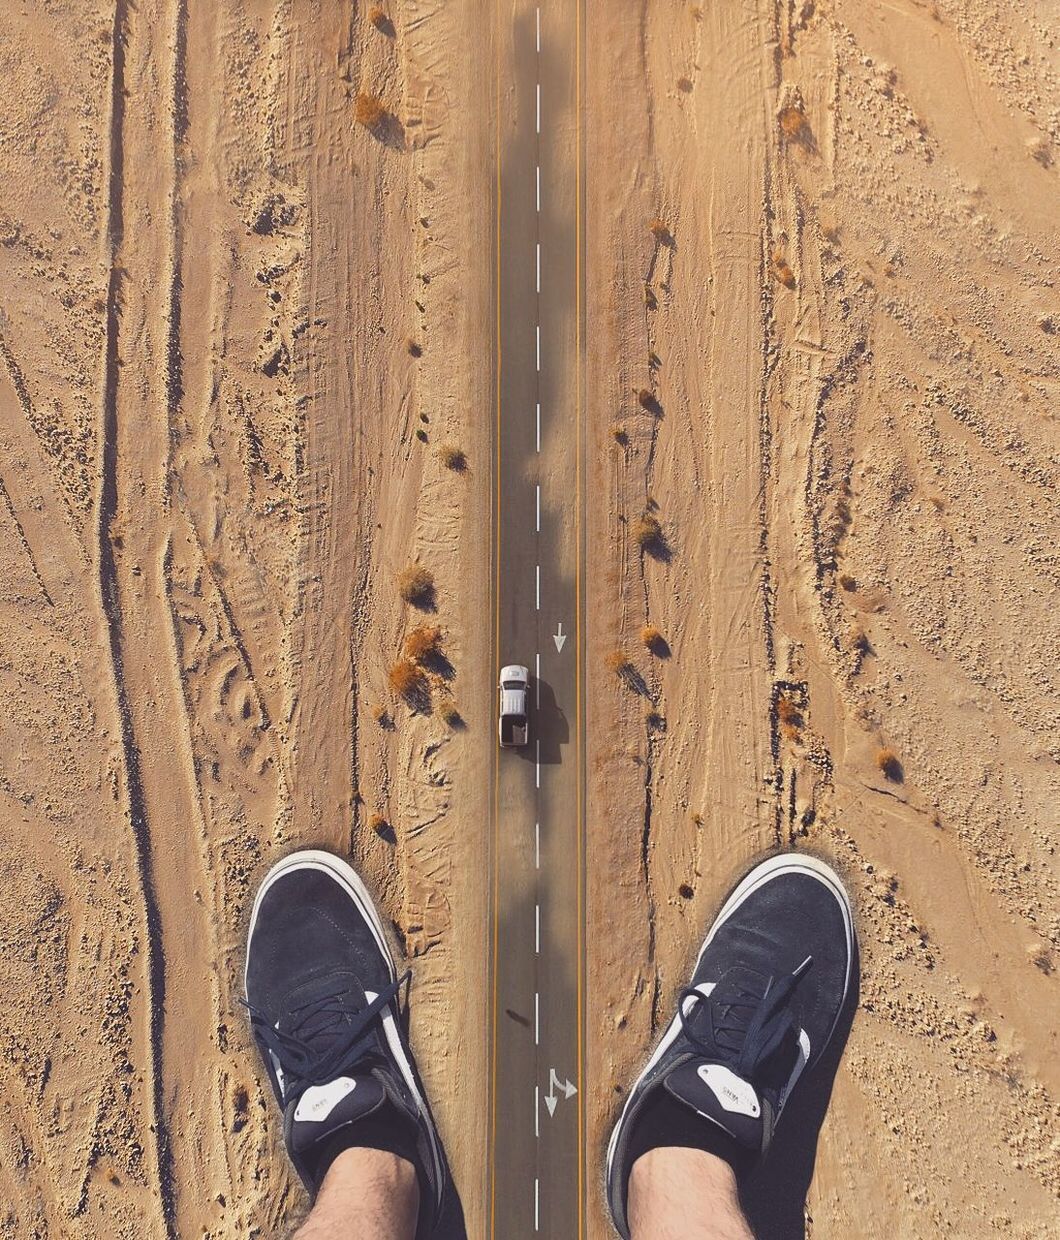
<box><xmin>606</xmin><ymin>853</ymin><xmax>856</xmax><ymax>1239</ymax></box>
<box><xmin>243</xmin><ymin>850</ymin><xmax>447</xmax><ymax>1236</ymax></box>
<box><xmin>294</xmin><ymin>1148</ymin><xmax>419</xmax><ymax>1240</ymax></box>
<box><xmin>627</xmin><ymin>1148</ymin><xmax>752</xmax><ymax>1240</ymax></box>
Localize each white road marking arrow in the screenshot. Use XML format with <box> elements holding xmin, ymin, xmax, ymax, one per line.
<box><xmin>544</xmin><ymin>1067</ymin><xmax>577</xmax><ymax>1116</ymax></box>
<box><xmin>553</xmin><ymin>622</ymin><xmax>567</xmax><ymax>653</ymax></box>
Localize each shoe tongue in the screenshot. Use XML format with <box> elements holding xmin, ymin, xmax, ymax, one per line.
<box><xmin>706</xmin><ymin>965</ymin><xmax>771</xmax><ymax>1032</ymax></box>
<box><xmin>663</xmin><ymin>1060</ymin><xmax>763</xmax><ymax>1150</ymax></box>
<box><xmin>279</xmin><ymin>972</ymin><xmax>368</xmax><ymax>1050</ymax></box>
<box><xmin>288</xmin><ymin>1072</ymin><xmax>387</xmax><ymax>1143</ymax></box>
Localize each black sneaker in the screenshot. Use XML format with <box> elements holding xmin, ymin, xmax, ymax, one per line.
<box><xmin>606</xmin><ymin>853</ymin><xmax>856</xmax><ymax>1239</ymax></box>
<box><xmin>243</xmin><ymin>849</ymin><xmax>445</xmax><ymax>1228</ymax></box>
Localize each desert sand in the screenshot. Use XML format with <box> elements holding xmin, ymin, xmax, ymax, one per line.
<box><xmin>0</xmin><ymin>2</ymin><xmax>1057</xmax><ymax>1238</ymax></box>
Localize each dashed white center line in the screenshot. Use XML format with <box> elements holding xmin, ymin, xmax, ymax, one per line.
<box><xmin>529</xmin><ymin>13</ymin><xmax>555</xmax><ymax>1230</ymax></box>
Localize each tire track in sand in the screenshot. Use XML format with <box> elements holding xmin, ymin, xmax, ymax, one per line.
<box><xmin>96</xmin><ymin>0</ymin><xmax>213</xmax><ymax>1233</ymax></box>
<box><xmin>96</xmin><ymin>2</ymin><xmax>173</xmax><ymax>1234</ymax></box>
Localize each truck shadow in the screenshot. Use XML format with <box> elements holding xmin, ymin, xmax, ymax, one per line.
<box><xmin>533</xmin><ymin>676</ymin><xmax>568</xmax><ymax>765</ymax></box>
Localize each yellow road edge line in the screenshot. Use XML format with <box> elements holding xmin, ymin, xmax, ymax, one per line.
<box><xmin>576</xmin><ymin>0</ymin><xmax>585</xmax><ymax>1236</ymax></box>
<box><xmin>488</xmin><ymin>0</ymin><xmax>502</xmax><ymax>1233</ymax></box>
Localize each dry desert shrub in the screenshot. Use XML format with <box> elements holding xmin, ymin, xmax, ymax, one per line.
<box><xmin>777</xmin><ymin>692</ymin><xmax>803</xmax><ymax>739</ymax></box>
<box><xmin>678</xmin><ymin>883</ymin><xmax>694</xmax><ymax>899</ymax></box>
<box><xmin>370</xmin><ymin>702</ymin><xmax>391</xmax><ymax>728</ymax></box>
<box><xmin>779</xmin><ymin>105</ymin><xmax>809</xmax><ymax>142</ymax></box>
<box><xmin>645</xmin><ymin>708</ymin><xmax>665</xmax><ymax>731</ymax></box>
<box><xmin>406</xmin><ymin>338</ymin><xmax>422</xmax><ymax>357</ymax></box>
<box><xmin>641</xmin><ymin>625</ymin><xmax>670</xmax><ymax>657</ymax></box>
<box><xmin>637</xmin><ymin>387</ymin><xmax>656</xmax><ymax>410</ymax></box>
<box><xmin>632</xmin><ymin>512</ymin><xmax>664</xmax><ymax>552</ymax></box>
<box><xmin>368</xmin><ymin>7</ymin><xmax>394</xmax><ymax>35</ymax></box>
<box><xmin>772</xmin><ymin>247</ymin><xmax>796</xmax><ymax>288</ymax></box>
<box><xmin>439</xmin><ymin>698</ymin><xmax>463</xmax><ymax>728</ymax></box>
<box><xmin>820</xmin><ymin>216</ymin><xmax>840</xmax><ymax>244</ymax></box>
<box><xmin>398</xmin><ymin>565</ymin><xmax>435</xmax><ymax>607</ymax></box>
<box><xmin>368</xmin><ymin>812</ymin><xmax>396</xmax><ymax>844</ymax></box>
<box><xmin>439</xmin><ymin>443</ymin><xmax>467</xmax><ymax>471</ymax></box>
<box><xmin>404</xmin><ymin>624</ymin><xmax>442</xmax><ymax>663</ymax></box>
<box><xmin>649</xmin><ymin>218</ymin><xmax>671</xmax><ymax>244</ymax></box>
<box><xmin>604</xmin><ymin>649</ymin><xmax>630</xmax><ymax>675</ymax></box>
<box><xmin>611</xmin><ymin>423</ymin><xmax>628</xmax><ymax>446</ymax></box>
<box><xmin>388</xmin><ymin>658</ymin><xmax>426</xmax><ymax>701</ymax></box>
<box><xmin>1027</xmin><ymin>942</ymin><xmax>1053</xmax><ymax>973</ymax></box>
<box><xmin>355</xmin><ymin>92</ymin><xmax>387</xmax><ymax>129</ymax></box>
<box><xmin>876</xmin><ymin>747</ymin><xmax>903</xmax><ymax>783</ymax></box>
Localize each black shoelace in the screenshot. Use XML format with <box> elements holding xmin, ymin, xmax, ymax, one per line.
<box><xmin>242</xmin><ymin>970</ymin><xmax>410</xmax><ymax>1103</ymax></box>
<box><xmin>678</xmin><ymin>956</ymin><xmax>812</xmax><ymax>1081</ymax></box>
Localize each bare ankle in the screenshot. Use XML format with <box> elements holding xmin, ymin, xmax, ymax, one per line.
<box><xmin>628</xmin><ymin>1147</ymin><xmax>752</xmax><ymax>1240</ymax></box>
<box><xmin>294</xmin><ymin>1147</ymin><xmax>419</xmax><ymax>1240</ymax></box>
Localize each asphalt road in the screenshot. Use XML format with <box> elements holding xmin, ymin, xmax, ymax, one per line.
<box><xmin>488</xmin><ymin>2</ymin><xmax>586</xmax><ymax>1235</ymax></box>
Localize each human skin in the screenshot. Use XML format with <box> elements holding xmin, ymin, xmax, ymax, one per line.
<box><xmin>628</xmin><ymin>1147</ymin><xmax>754</xmax><ymax>1240</ymax></box>
<box><xmin>293</xmin><ymin>1149</ymin><xmax>419</xmax><ymax>1240</ymax></box>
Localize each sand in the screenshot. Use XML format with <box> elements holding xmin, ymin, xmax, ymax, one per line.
<box><xmin>0</xmin><ymin>1</ymin><xmax>1057</xmax><ymax>1238</ymax></box>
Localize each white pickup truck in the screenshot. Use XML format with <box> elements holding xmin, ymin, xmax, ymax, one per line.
<box><xmin>498</xmin><ymin>664</ymin><xmax>530</xmax><ymax>748</ymax></box>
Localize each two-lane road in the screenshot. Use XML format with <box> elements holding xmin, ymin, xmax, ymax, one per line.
<box><xmin>489</xmin><ymin>1</ymin><xmax>586</xmax><ymax>1235</ymax></box>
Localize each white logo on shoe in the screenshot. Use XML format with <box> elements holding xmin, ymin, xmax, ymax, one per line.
<box><xmin>294</xmin><ymin>1077</ymin><xmax>357</xmax><ymax>1123</ymax></box>
<box><xmin>697</xmin><ymin>1064</ymin><xmax>761</xmax><ymax>1118</ymax></box>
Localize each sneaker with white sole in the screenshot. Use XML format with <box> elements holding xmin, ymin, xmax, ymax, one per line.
<box><xmin>605</xmin><ymin>852</ymin><xmax>856</xmax><ymax>1239</ymax></box>
<box><xmin>243</xmin><ymin>850</ymin><xmax>445</xmax><ymax>1228</ymax></box>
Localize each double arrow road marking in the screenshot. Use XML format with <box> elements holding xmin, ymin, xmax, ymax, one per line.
<box><xmin>544</xmin><ymin>1066</ymin><xmax>578</xmax><ymax>1117</ymax></box>
<box><xmin>535</xmin><ymin>1068</ymin><xmax>578</xmax><ymax>1140</ymax></box>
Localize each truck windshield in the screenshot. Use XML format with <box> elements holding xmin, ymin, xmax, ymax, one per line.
<box><xmin>502</xmin><ymin>681</ymin><xmax>522</xmax><ymax>690</ymax></box>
